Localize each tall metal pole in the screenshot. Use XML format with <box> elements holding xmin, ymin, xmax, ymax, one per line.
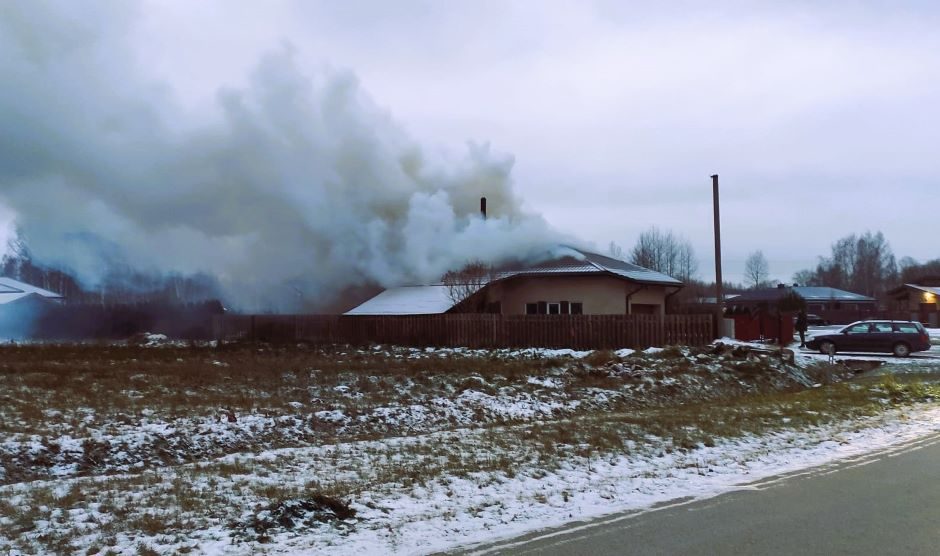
<box><xmin>711</xmin><ymin>174</ymin><xmax>723</xmax><ymax>336</ymax></box>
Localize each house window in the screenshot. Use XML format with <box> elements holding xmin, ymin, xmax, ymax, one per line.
<box><xmin>525</xmin><ymin>301</ymin><xmax>583</xmax><ymax>314</ymax></box>
<box><xmin>631</xmin><ymin>304</ymin><xmax>658</xmax><ymax>315</ymax></box>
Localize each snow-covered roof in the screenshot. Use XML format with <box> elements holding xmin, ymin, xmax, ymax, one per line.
<box><xmin>497</xmin><ymin>247</ymin><xmax>683</xmax><ymax>286</ymax></box>
<box><xmin>904</xmin><ymin>284</ymin><xmax>940</xmax><ymax>297</ymax></box>
<box><xmin>793</xmin><ymin>286</ymin><xmax>875</xmax><ymax>302</ymax></box>
<box><xmin>0</xmin><ymin>277</ymin><xmax>64</xmax><ymax>305</ymax></box>
<box><xmin>345</xmin><ymin>285</ymin><xmax>454</xmax><ymax>315</ymax></box>
<box><xmin>732</xmin><ymin>286</ymin><xmax>875</xmax><ymax>304</ymax></box>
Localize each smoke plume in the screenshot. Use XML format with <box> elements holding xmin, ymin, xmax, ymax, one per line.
<box><xmin>0</xmin><ymin>2</ymin><xmax>564</xmax><ymax>311</ymax></box>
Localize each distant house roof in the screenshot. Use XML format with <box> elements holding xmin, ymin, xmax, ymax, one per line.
<box><xmin>695</xmin><ymin>294</ymin><xmax>740</xmax><ymax>304</ymax></box>
<box><xmin>345</xmin><ymin>246</ymin><xmax>682</xmax><ymax>316</ymax></box>
<box><xmin>792</xmin><ymin>286</ymin><xmax>875</xmax><ymax>302</ymax></box>
<box><xmin>344</xmin><ymin>285</ymin><xmax>454</xmax><ymax>315</ymax></box>
<box><xmin>731</xmin><ymin>286</ymin><xmax>875</xmax><ymax>304</ymax></box>
<box><xmin>900</xmin><ymin>284</ymin><xmax>940</xmax><ymax>297</ymax></box>
<box><xmin>0</xmin><ymin>277</ymin><xmax>64</xmax><ymax>305</ymax></box>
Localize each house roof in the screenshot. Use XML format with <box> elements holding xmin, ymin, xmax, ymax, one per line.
<box><xmin>730</xmin><ymin>285</ymin><xmax>875</xmax><ymax>304</ymax></box>
<box><xmin>902</xmin><ymin>284</ymin><xmax>940</xmax><ymax>297</ymax></box>
<box><xmin>497</xmin><ymin>247</ymin><xmax>683</xmax><ymax>286</ymax></box>
<box><xmin>345</xmin><ymin>246</ymin><xmax>683</xmax><ymax>316</ymax></box>
<box><xmin>695</xmin><ymin>294</ymin><xmax>740</xmax><ymax>304</ymax></box>
<box><xmin>0</xmin><ymin>277</ymin><xmax>64</xmax><ymax>305</ymax></box>
<box><xmin>792</xmin><ymin>286</ymin><xmax>875</xmax><ymax>302</ymax></box>
<box><xmin>344</xmin><ymin>285</ymin><xmax>454</xmax><ymax>315</ymax></box>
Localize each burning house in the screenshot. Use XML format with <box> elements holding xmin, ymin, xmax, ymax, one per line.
<box><xmin>345</xmin><ymin>246</ymin><xmax>683</xmax><ymax>316</ymax></box>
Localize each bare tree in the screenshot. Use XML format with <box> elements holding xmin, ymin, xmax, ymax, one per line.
<box><xmin>743</xmin><ymin>250</ymin><xmax>770</xmax><ymax>289</ymax></box>
<box><xmin>629</xmin><ymin>227</ymin><xmax>698</xmax><ymax>282</ymax></box>
<box><xmin>441</xmin><ymin>260</ymin><xmax>494</xmax><ymax>311</ymax></box>
<box><xmin>793</xmin><ymin>231</ymin><xmax>898</xmax><ymax>297</ymax></box>
<box><xmin>899</xmin><ymin>256</ymin><xmax>940</xmax><ymax>284</ymax></box>
<box><xmin>791</xmin><ymin>269</ymin><xmax>816</xmax><ymax>287</ymax></box>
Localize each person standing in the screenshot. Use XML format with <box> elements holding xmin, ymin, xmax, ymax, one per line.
<box><xmin>795</xmin><ymin>309</ymin><xmax>808</xmax><ymax>348</ymax></box>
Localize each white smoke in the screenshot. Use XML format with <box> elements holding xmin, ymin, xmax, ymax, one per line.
<box><xmin>0</xmin><ymin>2</ymin><xmax>567</xmax><ymax>311</ymax></box>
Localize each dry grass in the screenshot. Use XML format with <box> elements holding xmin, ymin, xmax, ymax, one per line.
<box><xmin>2</xmin><ymin>343</ymin><xmax>939</xmax><ymax>554</ymax></box>
<box><xmin>0</xmin><ymin>344</ymin><xmax>547</xmax><ymax>435</ymax></box>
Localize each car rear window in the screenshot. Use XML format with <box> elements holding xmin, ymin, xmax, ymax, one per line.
<box><xmin>896</xmin><ymin>323</ymin><xmax>920</xmax><ymax>333</ymax></box>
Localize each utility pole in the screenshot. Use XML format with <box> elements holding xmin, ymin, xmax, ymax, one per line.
<box><xmin>711</xmin><ymin>174</ymin><xmax>723</xmax><ymax>337</ymax></box>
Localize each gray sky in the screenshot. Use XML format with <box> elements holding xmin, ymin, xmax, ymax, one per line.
<box><xmin>4</xmin><ymin>0</ymin><xmax>939</xmax><ymax>288</ymax></box>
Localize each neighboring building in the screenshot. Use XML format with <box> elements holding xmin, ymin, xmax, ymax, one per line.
<box><xmin>346</xmin><ymin>246</ymin><xmax>683</xmax><ymax>316</ymax></box>
<box><xmin>344</xmin><ymin>285</ymin><xmax>453</xmax><ymax>316</ymax></box>
<box><xmin>728</xmin><ymin>285</ymin><xmax>876</xmax><ymax>324</ymax></box>
<box><xmin>693</xmin><ymin>294</ymin><xmax>740</xmax><ymax>305</ymax></box>
<box><xmin>0</xmin><ymin>277</ymin><xmax>64</xmax><ymax>339</ymax></box>
<box><xmin>0</xmin><ymin>276</ymin><xmax>64</xmax><ymax>306</ymax></box>
<box><xmin>886</xmin><ymin>278</ymin><xmax>940</xmax><ymax>327</ymax></box>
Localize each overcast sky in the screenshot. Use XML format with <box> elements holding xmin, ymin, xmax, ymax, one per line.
<box><xmin>5</xmin><ymin>0</ymin><xmax>940</xmax><ymax>286</ymax></box>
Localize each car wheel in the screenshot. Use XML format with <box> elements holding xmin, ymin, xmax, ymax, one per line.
<box><xmin>819</xmin><ymin>340</ymin><xmax>835</xmax><ymax>355</ymax></box>
<box><xmin>893</xmin><ymin>342</ymin><xmax>911</xmax><ymax>357</ymax></box>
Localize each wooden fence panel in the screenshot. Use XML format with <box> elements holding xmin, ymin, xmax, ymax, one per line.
<box><xmin>214</xmin><ymin>313</ymin><xmax>714</xmax><ymax>350</ymax></box>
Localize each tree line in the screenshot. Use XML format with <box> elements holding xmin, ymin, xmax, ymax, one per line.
<box><xmin>612</xmin><ymin>228</ymin><xmax>939</xmax><ymax>301</ymax></box>
<box><xmin>4</xmin><ymin>226</ymin><xmax>936</xmax><ymax>308</ymax></box>
<box><xmin>1</xmin><ymin>237</ymin><xmax>220</xmax><ymax>305</ymax></box>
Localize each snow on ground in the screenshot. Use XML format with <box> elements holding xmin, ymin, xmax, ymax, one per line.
<box><xmin>5</xmin><ymin>403</ymin><xmax>937</xmax><ymax>555</ymax></box>
<box><xmin>2</xmin><ymin>342</ymin><xmax>940</xmax><ymax>555</ymax></box>
<box><xmin>350</xmin><ymin>404</ymin><xmax>940</xmax><ymax>556</ymax></box>
<box><xmin>717</xmin><ymin>324</ymin><xmax>940</xmax><ymax>370</ymax></box>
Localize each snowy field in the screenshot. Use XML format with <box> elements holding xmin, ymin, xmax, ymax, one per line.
<box><xmin>1</xmin><ymin>340</ymin><xmax>939</xmax><ymax>555</ymax></box>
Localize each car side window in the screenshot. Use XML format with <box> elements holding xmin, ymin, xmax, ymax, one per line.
<box><xmin>846</xmin><ymin>323</ymin><xmax>870</xmax><ymax>334</ymax></box>
<box><xmin>873</xmin><ymin>323</ymin><xmax>893</xmax><ymax>333</ymax></box>
<box><xmin>896</xmin><ymin>324</ymin><xmax>918</xmax><ymax>333</ymax></box>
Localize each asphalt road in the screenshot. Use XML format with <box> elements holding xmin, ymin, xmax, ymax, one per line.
<box><xmin>464</xmin><ymin>431</ymin><xmax>940</xmax><ymax>556</ymax></box>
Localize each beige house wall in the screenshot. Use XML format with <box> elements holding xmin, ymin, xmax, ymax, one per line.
<box><xmin>485</xmin><ymin>275</ymin><xmax>673</xmax><ymax>315</ymax></box>
<box><xmin>896</xmin><ymin>287</ymin><xmax>940</xmax><ymax>311</ymax></box>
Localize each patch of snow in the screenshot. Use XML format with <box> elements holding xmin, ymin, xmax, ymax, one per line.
<box><xmin>314</xmin><ymin>410</ymin><xmax>347</xmax><ymax>423</ymax></box>
<box><xmin>526</xmin><ymin>376</ymin><xmax>562</xmax><ymax>389</ymax></box>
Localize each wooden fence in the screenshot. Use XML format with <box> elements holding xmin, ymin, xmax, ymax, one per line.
<box><xmin>213</xmin><ymin>314</ymin><xmax>714</xmax><ymax>350</ymax></box>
